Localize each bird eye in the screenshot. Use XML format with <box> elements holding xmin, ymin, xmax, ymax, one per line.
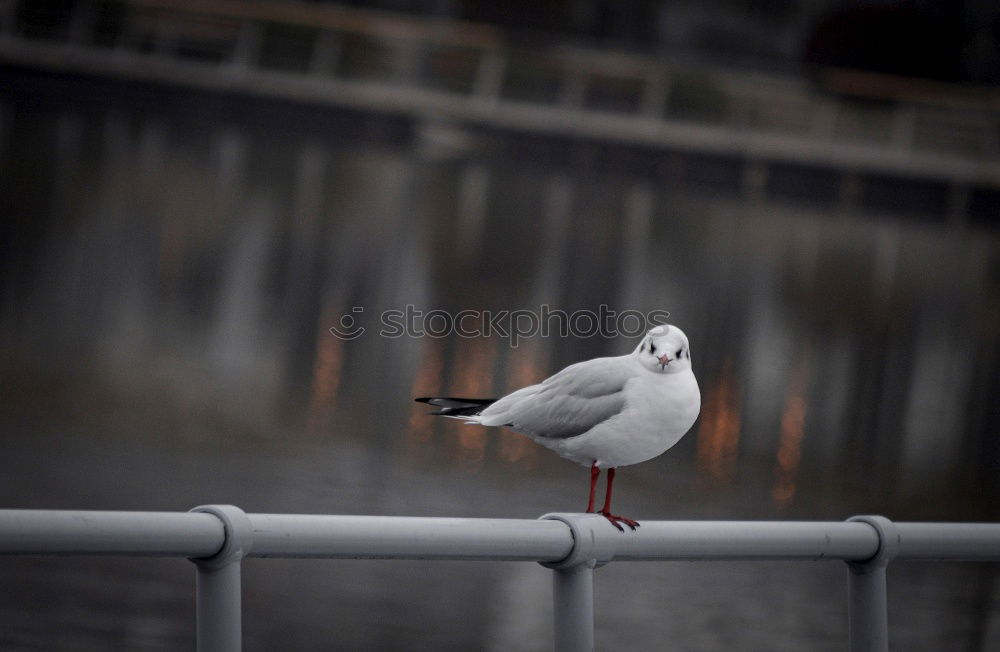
<box><xmin>675</xmin><ymin>348</ymin><xmax>683</xmax><ymax>358</ymax></box>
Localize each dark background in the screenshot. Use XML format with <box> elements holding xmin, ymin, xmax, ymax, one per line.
<box><xmin>1</xmin><ymin>0</ymin><xmax>998</xmax><ymax>649</ymax></box>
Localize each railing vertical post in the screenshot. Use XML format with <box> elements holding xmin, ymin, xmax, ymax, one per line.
<box><xmin>552</xmin><ymin>563</ymin><xmax>595</xmax><ymax>652</ymax></box>
<box><xmin>847</xmin><ymin>561</ymin><xmax>888</xmax><ymax>652</ymax></box>
<box><xmin>195</xmin><ymin>560</ymin><xmax>243</xmax><ymax>651</ymax></box>
<box><xmin>540</xmin><ymin>513</ymin><xmax>618</xmax><ymax>652</ymax></box>
<box><xmin>190</xmin><ymin>505</ymin><xmax>254</xmax><ymax>652</ymax></box>
<box><xmin>846</xmin><ymin>516</ymin><xmax>898</xmax><ymax>652</ymax></box>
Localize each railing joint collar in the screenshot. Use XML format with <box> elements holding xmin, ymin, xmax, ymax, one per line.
<box><xmin>189</xmin><ymin>505</ymin><xmax>253</xmax><ymax>569</ymax></box>
<box><xmin>538</xmin><ymin>512</ymin><xmax>619</xmax><ymax>570</ymax></box>
<box><xmin>847</xmin><ymin>515</ymin><xmax>898</xmax><ymax>572</ymax></box>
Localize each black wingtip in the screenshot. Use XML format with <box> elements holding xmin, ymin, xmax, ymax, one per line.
<box><xmin>413</xmin><ymin>396</ymin><xmax>499</xmax><ymax>417</ymax></box>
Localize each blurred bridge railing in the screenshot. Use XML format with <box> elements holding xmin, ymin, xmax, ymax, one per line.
<box><xmin>2</xmin><ymin>507</ymin><xmax>1000</xmax><ymax>651</ymax></box>
<box><xmin>1</xmin><ymin>0</ymin><xmax>998</xmax><ymax>224</ymax></box>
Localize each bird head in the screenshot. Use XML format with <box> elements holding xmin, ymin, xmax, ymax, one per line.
<box><xmin>633</xmin><ymin>324</ymin><xmax>692</xmax><ymax>374</ymax></box>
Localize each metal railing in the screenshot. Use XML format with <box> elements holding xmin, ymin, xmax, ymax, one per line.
<box><xmin>2</xmin><ymin>507</ymin><xmax>999</xmax><ymax>651</ymax></box>
<box><xmin>1</xmin><ymin>0</ymin><xmax>998</xmax><ymax>189</ymax></box>
<box><xmin>3</xmin><ymin>0</ymin><xmax>999</xmax><ymax>226</ymax></box>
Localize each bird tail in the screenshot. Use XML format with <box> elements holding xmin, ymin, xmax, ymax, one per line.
<box><xmin>414</xmin><ymin>396</ymin><xmax>498</xmax><ymax>420</ymax></box>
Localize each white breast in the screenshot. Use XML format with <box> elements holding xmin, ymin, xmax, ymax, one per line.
<box><xmin>535</xmin><ymin>369</ymin><xmax>701</xmax><ymax>468</ymax></box>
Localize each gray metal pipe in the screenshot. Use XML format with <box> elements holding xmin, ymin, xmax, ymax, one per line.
<box><xmin>188</xmin><ymin>506</ymin><xmax>253</xmax><ymax>652</ymax></box>
<box><xmin>0</xmin><ymin>510</ymin><xmax>224</xmax><ymax>557</ymax></box>
<box><xmin>895</xmin><ymin>522</ymin><xmax>1000</xmax><ymax>560</ymax></box>
<box><xmin>609</xmin><ymin>520</ymin><xmax>880</xmax><ymax>561</ymax></box>
<box><xmin>847</xmin><ymin>564</ymin><xmax>889</xmax><ymax>652</ymax></box>
<box><xmin>2</xmin><ymin>510</ymin><xmax>999</xmax><ymax>562</ymax></box>
<box><xmin>844</xmin><ymin>516</ymin><xmax>898</xmax><ymax>652</ymax></box>
<box><xmin>195</xmin><ymin>562</ymin><xmax>242</xmax><ymax>652</ymax></box>
<box><xmin>3</xmin><ymin>508</ymin><xmax>1000</xmax><ymax>652</ymax></box>
<box><xmin>246</xmin><ymin>514</ymin><xmax>574</xmax><ymax>561</ymax></box>
<box><xmin>553</xmin><ymin>564</ymin><xmax>595</xmax><ymax>652</ymax></box>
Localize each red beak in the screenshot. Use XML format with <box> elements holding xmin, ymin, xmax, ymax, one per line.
<box><xmin>657</xmin><ymin>354</ymin><xmax>670</xmax><ymax>369</ymax></box>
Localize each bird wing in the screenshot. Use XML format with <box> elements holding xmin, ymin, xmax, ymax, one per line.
<box><xmin>479</xmin><ymin>356</ymin><xmax>635</xmax><ymax>438</ymax></box>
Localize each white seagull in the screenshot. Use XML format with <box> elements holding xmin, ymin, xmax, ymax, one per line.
<box><xmin>416</xmin><ymin>324</ymin><xmax>701</xmax><ymax>530</ymax></box>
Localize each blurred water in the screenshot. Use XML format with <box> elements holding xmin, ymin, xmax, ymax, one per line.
<box><xmin>0</xmin><ymin>72</ymin><xmax>998</xmax><ymax>650</ymax></box>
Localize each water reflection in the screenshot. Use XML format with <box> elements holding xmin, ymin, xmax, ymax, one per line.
<box><xmin>0</xmin><ymin>79</ymin><xmax>998</xmax><ymax>650</ymax></box>
<box><xmin>305</xmin><ymin>305</ymin><xmax>345</xmax><ymax>431</ymax></box>
<box><xmin>448</xmin><ymin>336</ymin><xmax>498</xmax><ymax>471</ymax></box>
<box><xmin>1</xmin><ymin>89</ymin><xmax>997</xmax><ymax>503</ymax></box>
<box><xmin>497</xmin><ymin>342</ymin><xmax>547</xmax><ymax>469</ymax></box>
<box><xmin>773</xmin><ymin>351</ymin><xmax>809</xmax><ymax>510</ymax></box>
<box><xmin>695</xmin><ymin>357</ymin><xmax>742</xmax><ymax>484</ymax></box>
<box><xmin>406</xmin><ymin>337</ymin><xmax>444</xmax><ymax>459</ymax></box>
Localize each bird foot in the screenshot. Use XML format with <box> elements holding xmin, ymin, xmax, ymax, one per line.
<box><xmin>598</xmin><ymin>511</ymin><xmax>639</xmax><ymax>532</ymax></box>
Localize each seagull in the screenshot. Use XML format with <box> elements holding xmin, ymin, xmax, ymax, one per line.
<box><xmin>416</xmin><ymin>324</ymin><xmax>701</xmax><ymax>531</ymax></box>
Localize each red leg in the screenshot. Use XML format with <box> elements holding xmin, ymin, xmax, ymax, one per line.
<box><xmin>585</xmin><ymin>462</ymin><xmax>599</xmax><ymax>513</ymax></box>
<box><xmin>600</xmin><ymin>467</ymin><xmax>616</xmax><ymax>514</ymax></box>
<box><xmin>598</xmin><ymin>467</ymin><xmax>640</xmax><ymax>531</ymax></box>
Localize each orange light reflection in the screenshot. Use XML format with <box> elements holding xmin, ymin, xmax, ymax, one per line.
<box><xmin>695</xmin><ymin>358</ymin><xmax>742</xmax><ymax>484</ymax></box>
<box><xmin>497</xmin><ymin>343</ymin><xmax>548</xmax><ymax>469</ymax></box>
<box><xmin>406</xmin><ymin>338</ymin><xmax>445</xmax><ymax>463</ymax></box>
<box><xmin>447</xmin><ymin>337</ymin><xmax>497</xmax><ymax>471</ymax></box>
<box><xmin>772</xmin><ymin>355</ymin><xmax>809</xmax><ymax>510</ymax></box>
<box><xmin>306</xmin><ymin>308</ymin><xmax>344</xmax><ymax>431</ymax></box>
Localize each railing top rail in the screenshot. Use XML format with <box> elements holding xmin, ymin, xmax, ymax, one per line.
<box><xmin>5</xmin><ymin>0</ymin><xmax>1000</xmax><ymax>188</ymax></box>
<box><xmin>2</xmin><ymin>509</ymin><xmax>999</xmax><ymax>563</ymax></box>
<box><xmin>247</xmin><ymin>513</ymin><xmax>573</xmax><ymax>561</ymax></box>
<box><xmin>116</xmin><ymin>0</ymin><xmax>1000</xmax><ymax>112</ymax></box>
<box><xmin>0</xmin><ymin>509</ymin><xmax>224</xmax><ymax>557</ymax></box>
<box><xmin>123</xmin><ymin>0</ymin><xmax>505</xmax><ymax>49</ymax></box>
